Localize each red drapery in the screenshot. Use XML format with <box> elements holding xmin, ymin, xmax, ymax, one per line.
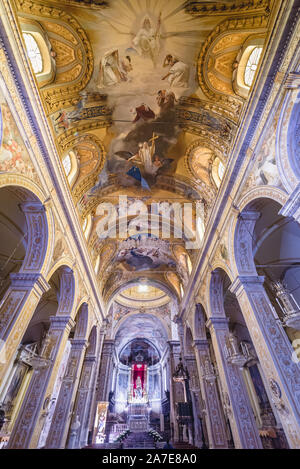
<box><xmin>132</xmin><ymin>364</ymin><xmax>146</xmax><ymax>393</ymax></box>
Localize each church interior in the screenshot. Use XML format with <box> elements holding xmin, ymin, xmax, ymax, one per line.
<box><xmin>0</xmin><ymin>0</ymin><xmax>299</xmax><ymax>450</ymax></box>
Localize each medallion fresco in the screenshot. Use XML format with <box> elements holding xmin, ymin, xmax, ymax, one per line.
<box><xmin>0</xmin><ymin>89</ymin><xmax>36</xmax><ymax>179</ymax></box>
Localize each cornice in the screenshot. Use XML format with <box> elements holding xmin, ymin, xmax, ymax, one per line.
<box><xmin>185</xmin><ymin>0</ymin><xmax>271</xmax><ymax>17</ymax></box>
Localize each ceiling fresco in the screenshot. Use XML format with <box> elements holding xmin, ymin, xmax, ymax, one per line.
<box><xmin>16</xmin><ymin>0</ymin><xmax>270</xmax><ymax>320</ymax></box>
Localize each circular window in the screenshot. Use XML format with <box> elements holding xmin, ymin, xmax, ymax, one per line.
<box><xmin>244</xmin><ymin>47</ymin><xmax>263</xmax><ymax>87</ymax></box>
<box><xmin>23</xmin><ymin>33</ymin><xmax>43</xmax><ymax>74</ymax></box>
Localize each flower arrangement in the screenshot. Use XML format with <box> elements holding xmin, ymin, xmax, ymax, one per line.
<box><xmin>148</xmin><ymin>429</ymin><xmax>163</xmax><ymax>442</ymax></box>
<box><xmin>114</xmin><ymin>429</ymin><xmax>130</xmax><ymax>443</ymax></box>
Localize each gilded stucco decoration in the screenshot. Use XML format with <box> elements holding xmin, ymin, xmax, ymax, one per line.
<box><xmin>16</xmin><ymin>0</ymin><xmax>94</xmax><ymax>114</ymax></box>
<box><xmin>197</xmin><ymin>15</ymin><xmax>268</xmax><ymax>119</ymax></box>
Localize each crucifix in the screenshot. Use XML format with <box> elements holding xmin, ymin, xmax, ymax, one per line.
<box><xmin>148</xmin><ymin>132</ymin><xmax>159</xmax><ymax>156</ymax></box>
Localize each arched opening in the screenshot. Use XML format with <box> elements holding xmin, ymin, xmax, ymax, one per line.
<box><xmin>0</xmin><ymin>186</ymin><xmax>48</xmax><ymax>301</ymax></box>
<box><xmin>211</xmin><ymin>157</ymin><xmax>225</xmax><ymax>189</ymax></box>
<box><xmin>62</xmin><ymin>150</ymin><xmax>79</xmax><ymax>188</ymax></box>
<box><xmin>237</xmin><ymin>198</ymin><xmax>300</xmax><ymax>345</ymax></box>
<box><xmin>234</xmin><ymin>37</ymin><xmax>265</xmax><ymax>98</ymax></box>
<box><xmin>92</xmin><ymin>297</ymin><xmax>174</xmax><ymax>446</ymax></box>
<box><xmin>0</xmin><ymin>187</ymin><xmax>27</xmax><ymax>300</ymax></box>
<box><xmin>0</xmin><ymin>266</ymin><xmax>75</xmax><ymax>447</ymax></box>
<box><xmin>244</xmin><ymin>46</ymin><xmax>263</xmax><ymax>87</ymax></box>
<box><xmin>23</xmin><ymin>33</ymin><xmax>43</xmax><ymax>74</ymax></box>
<box><xmin>20</xmin><ymin>19</ymin><xmax>55</xmax><ymax>88</ymax></box>
<box><xmin>221</xmin><ymin>270</ymin><xmax>288</xmax><ymax>448</ymax></box>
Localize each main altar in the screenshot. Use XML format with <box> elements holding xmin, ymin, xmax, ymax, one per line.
<box><xmin>127</xmin><ymin>364</ymin><xmax>149</xmax><ymax>432</ymax></box>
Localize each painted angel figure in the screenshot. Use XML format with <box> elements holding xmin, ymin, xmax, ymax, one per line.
<box><xmin>132</xmin><ymin>13</ymin><xmax>161</xmax><ymax>66</ymax></box>
<box><xmin>112</xmin><ymin>133</ymin><xmax>173</xmax><ymax>189</ymax></box>
<box><xmin>97</xmin><ymin>49</ymin><xmax>123</xmax><ymax>88</ymax></box>
<box><xmin>162</xmin><ymin>54</ymin><xmax>190</xmax><ymax>88</ymax></box>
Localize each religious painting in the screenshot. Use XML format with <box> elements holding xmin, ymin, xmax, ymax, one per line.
<box><xmin>0</xmin><ymin>89</ymin><xmax>36</xmax><ymax>179</ymax></box>
<box><xmin>63</xmin><ymin>0</ymin><xmax>207</xmax><ymax>195</ymax></box>
<box><xmin>119</xmin><ymin>338</ymin><xmax>160</xmax><ymax>366</ymax></box>
<box><xmin>93</xmin><ymin>402</ymin><xmax>109</xmax><ymax>444</ymax></box>
<box><xmin>115</xmin><ymin>235</ymin><xmax>176</xmax><ymax>272</ymax></box>
<box><xmin>247</xmin><ymin>119</ymin><xmax>283</xmax><ymax>189</ymax></box>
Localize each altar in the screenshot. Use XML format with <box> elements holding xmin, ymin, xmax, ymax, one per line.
<box><xmin>127</xmin><ymin>363</ymin><xmax>149</xmax><ymax>431</ymax></box>
<box><xmin>129</xmin><ymin>364</ymin><xmax>148</xmax><ymax>403</ymax></box>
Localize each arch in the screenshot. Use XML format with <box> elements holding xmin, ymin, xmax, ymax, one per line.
<box><xmin>184</xmin><ymin>138</ymin><xmax>225</xmax><ymax>191</ymax></box>
<box><xmin>83</xmin><ymin>213</ymin><xmax>92</xmax><ymax>241</ymax></box>
<box><xmin>46</xmin><ymin>256</ymin><xmax>75</xmax><ymax>283</ymax></box>
<box><xmin>234</xmin><ymin>36</ymin><xmax>265</xmax><ymax>98</ymax></box>
<box><xmin>20</xmin><ymin>17</ymin><xmax>55</xmax><ymax>87</ymax></box>
<box><xmin>210</xmin><ymin>259</ymin><xmax>235</xmax><ymax>284</ymax></box>
<box><xmin>232</xmin><ymin>188</ymin><xmax>288</xmax><ymax>276</ymax></box>
<box><xmin>105</xmin><ymin>277</ymin><xmax>176</xmax><ymax>313</ymax></box>
<box><xmin>208</xmin><ymin>267</ymin><xmax>232</xmax><ymax>319</ymax></box>
<box><xmin>113</xmin><ymin>310</ymin><xmax>171</xmax><ymax>342</ymax></box>
<box><xmin>276</xmin><ymin>90</ymin><xmax>300</xmax><ymax>192</ymax></box>
<box><xmin>17</xmin><ymin>2</ymin><xmax>94</xmax><ymax>114</ymax></box>
<box><xmin>62</xmin><ymin>150</ymin><xmax>79</xmax><ymax>188</ymax></box>
<box><xmin>93</xmin><ymin>212</ymin><xmax>197</xmax><ymax>246</ymax></box>
<box><xmin>197</xmin><ymin>16</ymin><xmax>268</xmax><ymax>118</ymax></box>
<box><xmin>47</xmin><ymin>264</ymin><xmax>76</xmax><ymax>318</ymax></box>
<box><xmin>211</xmin><ymin>156</ymin><xmax>225</xmax><ymax>189</ymax></box>
<box><xmin>275</xmin><ymin>47</ymin><xmax>300</xmax><ymax>192</ymax></box>
<box><xmin>62</xmin><ymin>134</ymin><xmax>106</xmax><ymax>202</ymax></box>
<box><xmin>0</xmin><ymin>177</ymin><xmax>53</xmax><ymax>277</ymax></box>
<box><xmin>119</xmin><ymin>337</ymin><xmax>161</xmax><ymax>362</ymax></box>
<box><xmin>94</xmin><ymin>255</ymin><xmax>100</xmax><ymax>275</ymax></box>
<box><xmin>74</xmin><ymin>302</ymin><xmax>89</xmax><ymax>340</ymax></box>
<box><xmin>86</xmin><ymin>324</ymin><xmax>98</xmax><ymax>357</ymax></box>
<box><xmin>184</xmin><ymin>324</ymin><xmax>194</xmax><ymax>356</ymax></box>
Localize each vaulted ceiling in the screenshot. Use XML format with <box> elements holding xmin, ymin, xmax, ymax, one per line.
<box><xmin>16</xmin><ymin>0</ymin><xmax>272</xmax><ymax>312</ymax></box>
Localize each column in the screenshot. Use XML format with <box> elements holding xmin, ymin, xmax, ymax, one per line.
<box><xmin>168</xmin><ymin>340</ymin><xmax>183</xmax><ymax>442</ymax></box>
<box><xmin>45</xmin><ymin>338</ymin><xmax>88</xmax><ymax>448</ymax></box>
<box><xmin>68</xmin><ymin>354</ymin><xmax>97</xmax><ymax>449</ymax></box>
<box><xmin>86</xmin><ymin>326</ymin><xmax>106</xmax><ymax>444</ymax></box>
<box><xmin>231</xmin><ymin>275</ymin><xmax>300</xmax><ymax>448</ymax></box>
<box><xmin>0</xmin><ymin>273</ymin><xmax>49</xmax><ymax>382</ymax></box>
<box><xmin>7</xmin><ymin>315</ymin><xmax>75</xmax><ymax>448</ymax></box>
<box><xmin>206</xmin><ymin>317</ymin><xmax>262</xmax><ymax>449</ymax></box>
<box><xmin>95</xmin><ymin>339</ymin><xmax>115</xmax><ymax>402</ymax></box>
<box><xmin>184</xmin><ymin>355</ymin><xmax>203</xmax><ymax>448</ymax></box>
<box><xmin>193</xmin><ymin>339</ymin><xmax>228</xmax><ymax>448</ymax></box>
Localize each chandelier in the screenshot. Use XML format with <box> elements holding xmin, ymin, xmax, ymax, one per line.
<box><xmin>272</xmin><ymin>281</ymin><xmax>300</xmax><ymax>330</ymax></box>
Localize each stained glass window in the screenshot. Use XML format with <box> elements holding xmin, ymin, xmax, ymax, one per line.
<box><xmin>244</xmin><ymin>47</ymin><xmax>263</xmax><ymax>87</ymax></box>
<box><xmin>23</xmin><ymin>33</ymin><xmax>43</xmax><ymax>74</ymax></box>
